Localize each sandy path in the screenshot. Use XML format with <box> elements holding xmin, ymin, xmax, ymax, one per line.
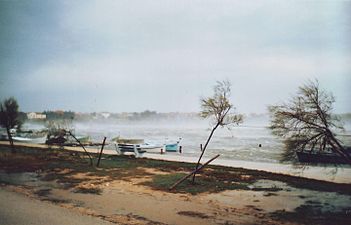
<box><xmin>0</xmin><ymin>187</ymin><xmax>115</xmax><ymax>225</ymax></box>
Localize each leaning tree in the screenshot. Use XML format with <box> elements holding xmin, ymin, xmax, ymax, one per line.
<box><xmin>192</xmin><ymin>80</ymin><xmax>243</xmax><ymax>182</ymax></box>
<box><xmin>45</xmin><ymin>119</ymin><xmax>93</xmax><ymax>166</ymax></box>
<box><xmin>0</xmin><ymin>97</ymin><xmax>22</xmax><ymax>151</ymax></box>
<box><xmin>269</xmin><ymin>80</ymin><xmax>350</xmax><ymax>164</ymax></box>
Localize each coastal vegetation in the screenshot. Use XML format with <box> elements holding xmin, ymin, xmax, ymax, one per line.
<box><xmin>0</xmin><ymin>97</ymin><xmax>22</xmax><ymax>151</ymax></box>
<box><xmin>193</xmin><ymin>80</ymin><xmax>243</xmax><ymax>182</ymax></box>
<box><xmin>44</xmin><ymin>119</ymin><xmax>94</xmax><ymax>165</ymax></box>
<box><xmin>269</xmin><ymin>80</ymin><xmax>350</xmax><ymax>164</ymax></box>
<box><xmin>0</xmin><ymin>143</ymin><xmax>350</xmax><ymax>224</ymax></box>
<box><xmin>3</xmin><ymin>144</ymin><xmax>350</xmax><ymax>195</ymax></box>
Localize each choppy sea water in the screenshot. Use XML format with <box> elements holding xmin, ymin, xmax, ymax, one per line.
<box><xmin>77</xmin><ymin>122</ymin><xmax>284</xmax><ymax>163</ymax></box>
<box><xmin>23</xmin><ymin>116</ymin><xmax>351</xmax><ymax>164</ymax></box>
<box><xmin>74</xmin><ymin>117</ymin><xmax>351</xmax><ymax>164</ymax></box>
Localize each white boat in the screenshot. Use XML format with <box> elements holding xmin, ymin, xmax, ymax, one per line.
<box><xmin>113</xmin><ymin>136</ymin><xmax>182</xmax><ymax>153</ymax></box>
<box><xmin>142</xmin><ymin>138</ymin><xmax>182</xmax><ymax>153</ymax></box>
<box><xmin>12</xmin><ymin>136</ymin><xmax>46</xmax><ymax>144</ymax></box>
<box><xmin>12</xmin><ymin>137</ymin><xmax>32</xmax><ymax>142</ymax></box>
<box><xmin>139</xmin><ymin>142</ymin><xmax>163</xmax><ymax>153</ymax></box>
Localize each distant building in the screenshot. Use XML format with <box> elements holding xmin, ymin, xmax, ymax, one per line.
<box><xmin>100</xmin><ymin>112</ymin><xmax>111</xmax><ymax>119</ymax></box>
<box><xmin>120</xmin><ymin>112</ymin><xmax>134</xmax><ymax>119</ymax></box>
<box><xmin>27</xmin><ymin>112</ymin><xmax>46</xmax><ymax>120</ymax></box>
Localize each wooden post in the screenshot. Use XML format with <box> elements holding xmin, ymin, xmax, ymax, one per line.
<box><xmin>96</xmin><ymin>137</ymin><xmax>107</xmax><ymax>167</ymax></box>
<box><xmin>169</xmin><ymin>154</ymin><xmax>220</xmax><ymax>190</ymax></box>
<box><xmin>191</xmin><ymin>144</ymin><xmax>203</xmax><ymax>181</ymax></box>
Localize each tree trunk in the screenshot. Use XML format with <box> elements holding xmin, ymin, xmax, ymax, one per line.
<box><xmin>170</xmin><ymin>154</ymin><xmax>220</xmax><ymax>190</ymax></box>
<box><xmin>6</xmin><ymin>127</ymin><xmax>15</xmax><ymax>152</ymax></box>
<box><xmin>192</xmin><ymin>122</ymin><xmax>220</xmax><ymax>183</ymax></box>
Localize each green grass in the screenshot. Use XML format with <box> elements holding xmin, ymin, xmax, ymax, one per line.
<box><xmin>143</xmin><ymin>173</ymin><xmax>250</xmax><ymax>195</ymax></box>
<box><xmin>101</xmin><ymin>155</ymin><xmax>139</xmax><ymax>169</ymax></box>
<box><xmin>1</xmin><ymin>144</ymin><xmax>351</xmax><ymax>196</ymax></box>
<box><xmin>104</xmin><ymin>155</ymin><xmax>194</xmax><ymax>172</ymax></box>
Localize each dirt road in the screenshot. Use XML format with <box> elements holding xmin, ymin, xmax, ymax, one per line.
<box><xmin>0</xmin><ymin>187</ymin><xmax>114</xmax><ymax>225</ymax></box>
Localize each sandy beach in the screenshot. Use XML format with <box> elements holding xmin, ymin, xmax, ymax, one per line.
<box><xmin>1</xmin><ymin>142</ymin><xmax>351</xmax><ymax>225</ymax></box>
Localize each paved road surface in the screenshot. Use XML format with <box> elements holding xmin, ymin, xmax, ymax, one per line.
<box><xmin>0</xmin><ymin>188</ymin><xmax>114</xmax><ymax>225</ymax></box>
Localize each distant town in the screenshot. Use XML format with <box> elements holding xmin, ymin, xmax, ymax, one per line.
<box><xmin>22</xmin><ymin>110</ymin><xmax>351</xmax><ymax>123</ymax></box>
<box><xmin>23</xmin><ymin>110</ymin><xmax>202</xmax><ymax>122</ymax></box>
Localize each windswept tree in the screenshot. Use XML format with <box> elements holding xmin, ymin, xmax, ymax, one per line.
<box><xmin>0</xmin><ymin>97</ymin><xmax>22</xmax><ymax>150</ymax></box>
<box><xmin>45</xmin><ymin>119</ymin><xmax>93</xmax><ymax>166</ymax></box>
<box><xmin>269</xmin><ymin>80</ymin><xmax>350</xmax><ymax>164</ymax></box>
<box><xmin>193</xmin><ymin>80</ymin><xmax>243</xmax><ymax>182</ymax></box>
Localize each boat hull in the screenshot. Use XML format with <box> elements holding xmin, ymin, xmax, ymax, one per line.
<box><xmin>297</xmin><ymin>151</ymin><xmax>349</xmax><ymax>164</ymax></box>
<box><xmin>165</xmin><ymin>143</ymin><xmax>178</xmax><ymax>152</ymax></box>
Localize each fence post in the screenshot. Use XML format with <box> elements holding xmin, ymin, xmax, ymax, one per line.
<box><xmin>96</xmin><ymin>137</ymin><xmax>107</xmax><ymax>167</ymax></box>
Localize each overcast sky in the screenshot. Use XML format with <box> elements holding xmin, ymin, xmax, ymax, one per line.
<box><xmin>0</xmin><ymin>0</ymin><xmax>350</xmax><ymax>113</ymax></box>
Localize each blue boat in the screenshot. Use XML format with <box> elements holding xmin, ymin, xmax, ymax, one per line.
<box><xmin>164</xmin><ymin>138</ymin><xmax>182</xmax><ymax>152</ymax></box>
<box><xmin>165</xmin><ymin>143</ymin><xmax>179</xmax><ymax>152</ymax></box>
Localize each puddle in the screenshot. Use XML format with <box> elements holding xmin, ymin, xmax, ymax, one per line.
<box><xmin>248</xmin><ymin>179</ymin><xmax>286</xmax><ymax>192</ymax></box>
<box><xmin>204</xmin><ymin>179</ymin><xmax>351</xmax><ymax>213</ymax></box>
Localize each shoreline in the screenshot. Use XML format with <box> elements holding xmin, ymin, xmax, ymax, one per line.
<box><xmin>1</xmin><ymin>141</ymin><xmax>350</xmax><ymax>184</ymax></box>
<box><xmin>145</xmin><ymin>153</ymin><xmax>351</xmax><ymax>184</ymax></box>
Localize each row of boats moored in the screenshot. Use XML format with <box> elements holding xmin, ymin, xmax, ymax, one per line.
<box><xmin>0</xmin><ymin>128</ymin><xmax>183</xmax><ymax>153</ymax></box>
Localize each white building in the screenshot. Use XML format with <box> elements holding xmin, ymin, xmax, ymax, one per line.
<box><xmin>27</xmin><ymin>112</ymin><xmax>46</xmax><ymax>120</ymax></box>
<box><xmin>100</xmin><ymin>112</ymin><xmax>111</xmax><ymax>119</ymax></box>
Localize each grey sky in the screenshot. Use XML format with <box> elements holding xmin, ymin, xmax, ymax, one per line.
<box><xmin>0</xmin><ymin>0</ymin><xmax>350</xmax><ymax>113</ymax></box>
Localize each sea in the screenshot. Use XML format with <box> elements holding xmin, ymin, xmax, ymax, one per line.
<box><xmin>22</xmin><ymin>114</ymin><xmax>351</xmax><ymax>164</ymax></box>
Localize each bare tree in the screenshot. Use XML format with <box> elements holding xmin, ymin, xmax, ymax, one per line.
<box><xmin>269</xmin><ymin>80</ymin><xmax>350</xmax><ymax>164</ymax></box>
<box><xmin>192</xmin><ymin>80</ymin><xmax>243</xmax><ymax>182</ymax></box>
<box><xmin>45</xmin><ymin>119</ymin><xmax>73</xmax><ymax>143</ymax></box>
<box><xmin>0</xmin><ymin>97</ymin><xmax>22</xmax><ymax>151</ymax></box>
